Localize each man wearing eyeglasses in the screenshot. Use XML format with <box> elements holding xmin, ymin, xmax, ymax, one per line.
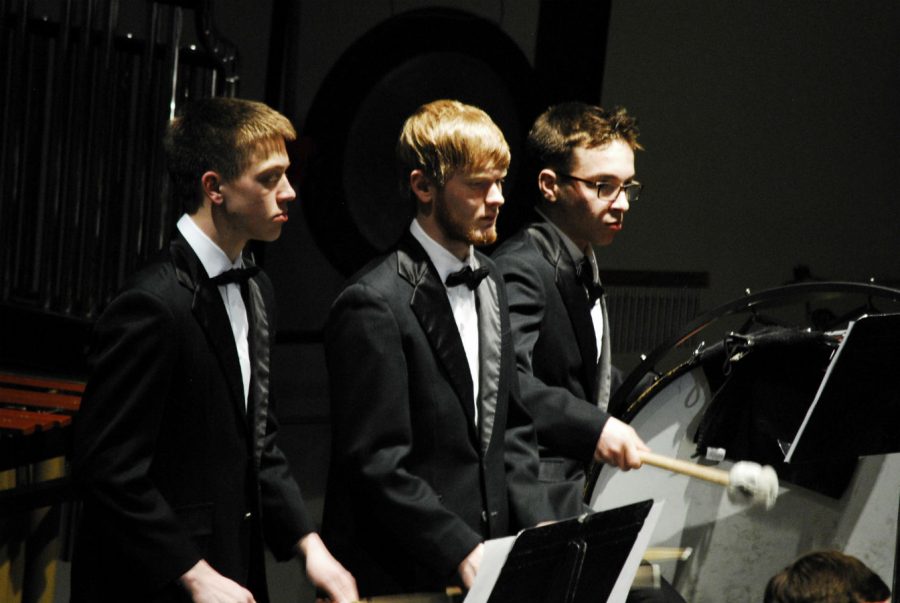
<box><xmin>493</xmin><ymin>103</ymin><xmax>685</xmax><ymax>602</ymax></box>
<box><xmin>493</xmin><ymin>102</ymin><xmax>648</xmax><ymax>516</ymax></box>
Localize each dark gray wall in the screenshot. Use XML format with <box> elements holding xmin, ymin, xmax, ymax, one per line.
<box><xmin>599</xmin><ymin>1</ymin><xmax>900</xmax><ymax>309</ymax></box>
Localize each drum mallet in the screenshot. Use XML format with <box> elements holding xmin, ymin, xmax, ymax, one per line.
<box><xmin>638</xmin><ymin>451</ymin><xmax>779</xmax><ymax>509</ymax></box>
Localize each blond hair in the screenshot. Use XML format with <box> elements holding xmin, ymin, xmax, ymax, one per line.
<box><xmin>396</xmin><ymin>99</ymin><xmax>509</xmax><ymax>197</ymax></box>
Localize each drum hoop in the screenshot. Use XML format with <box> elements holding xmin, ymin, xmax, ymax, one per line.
<box><xmin>610</xmin><ymin>281</ymin><xmax>900</xmax><ymax>418</ymax></box>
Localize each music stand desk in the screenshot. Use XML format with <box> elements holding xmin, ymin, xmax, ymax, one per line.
<box><xmin>465</xmin><ymin>499</ymin><xmax>661</xmax><ymax>603</ymax></box>
<box><xmin>786</xmin><ymin>313</ymin><xmax>900</xmax><ymax>464</ymax></box>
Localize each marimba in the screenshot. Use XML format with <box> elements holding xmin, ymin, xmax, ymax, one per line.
<box><xmin>1</xmin><ymin>371</ymin><xmax>84</xmax><ymax>603</ymax></box>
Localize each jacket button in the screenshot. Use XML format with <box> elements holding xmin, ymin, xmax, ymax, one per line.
<box><xmin>244</xmin><ymin>512</ymin><xmax>252</xmax><ymax>520</ymax></box>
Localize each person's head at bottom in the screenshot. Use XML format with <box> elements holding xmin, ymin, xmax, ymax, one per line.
<box><xmin>764</xmin><ymin>550</ymin><xmax>891</xmax><ymax>603</ymax></box>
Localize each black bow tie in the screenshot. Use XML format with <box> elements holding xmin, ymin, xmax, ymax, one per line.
<box><xmin>576</xmin><ymin>258</ymin><xmax>604</xmax><ymax>305</ymax></box>
<box><xmin>445</xmin><ymin>265</ymin><xmax>489</xmax><ymax>290</ymax></box>
<box><xmin>208</xmin><ymin>265</ymin><xmax>260</xmax><ymax>286</ymax></box>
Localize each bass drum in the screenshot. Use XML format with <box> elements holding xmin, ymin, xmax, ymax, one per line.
<box><xmin>589</xmin><ymin>295</ymin><xmax>900</xmax><ymax>602</ymax></box>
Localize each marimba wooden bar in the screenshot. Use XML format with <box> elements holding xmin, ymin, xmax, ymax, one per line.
<box><xmin>1</xmin><ymin>372</ymin><xmax>84</xmax><ymax>603</ymax></box>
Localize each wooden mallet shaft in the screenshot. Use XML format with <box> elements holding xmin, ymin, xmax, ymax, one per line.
<box><xmin>637</xmin><ymin>450</ymin><xmax>779</xmax><ymax>509</ymax></box>
<box><xmin>638</xmin><ymin>450</ymin><xmax>731</xmax><ymax>486</ymax></box>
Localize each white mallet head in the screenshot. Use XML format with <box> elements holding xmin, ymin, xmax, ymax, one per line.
<box><xmin>727</xmin><ymin>461</ymin><xmax>779</xmax><ymax>509</ymax></box>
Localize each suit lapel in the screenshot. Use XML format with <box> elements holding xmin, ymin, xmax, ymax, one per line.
<box><xmin>398</xmin><ymin>236</ymin><xmax>479</xmax><ymax>437</ymax></box>
<box><xmin>528</xmin><ymin>222</ymin><xmax>599</xmax><ymax>402</ymax></box>
<box><xmin>171</xmin><ymin>234</ymin><xmax>248</xmax><ymax>429</ymax></box>
<box><xmin>474</xmin><ymin>254</ymin><xmax>501</xmax><ymax>453</ymax></box>
<box><xmin>245</xmin><ymin>269</ymin><xmax>270</xmax><ymax>467</ymax></box>
<box><xmin>596</xmin><ymin>296</ymin><xmax>612</xmax><ymax>411</ymax></box>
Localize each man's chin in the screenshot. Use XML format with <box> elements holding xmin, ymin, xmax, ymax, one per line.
<box><xmin>592</xmin><ymin>232</ymin><xmax>618</xmax><ymax>247</ymax></box>
<box><xmin>256</xmin><ymin>227</ymin><xmax>284</xmax><ymax>243</ymax></box>
<box><xmin>469</xmin><ymin>228</ymin><xmax>498</xmax><ymax>247</ymax></box>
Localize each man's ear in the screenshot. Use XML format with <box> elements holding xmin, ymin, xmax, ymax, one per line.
<box><xmin>201</xmin><ymin>171</ymin><xmax>224</xmax><ymax>205</ymax></box>
<box><xmin>409</xmin><ymin>169</ymin><xmax>435</xmax><ymax>205</ymax></box>
<box><xmin>537</xmin><ymin>169</ymin><xmax>558</xmax><ymax>203</ymax></box>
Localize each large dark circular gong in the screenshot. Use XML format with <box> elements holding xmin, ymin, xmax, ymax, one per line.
<box><xmin>300</xmin><ymin>8</ymin><xmax>539</xmax><ymax>275</ymax></box>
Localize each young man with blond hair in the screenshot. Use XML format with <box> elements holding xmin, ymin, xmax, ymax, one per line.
<box><xmin>72</xmin><ymin>97</ymin><xmax>357</xmax><ymax>603</ymax></box>
<box><xmin>322</xmin><ymin>99</ymin><xmax>553</xmax><ymax>596</ymax></box>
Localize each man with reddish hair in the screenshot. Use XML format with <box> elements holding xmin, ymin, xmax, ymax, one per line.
<box><xmin>322</xmin><ymin>99</ymin><xmax>553</xmax><ymax>596</ymax></box>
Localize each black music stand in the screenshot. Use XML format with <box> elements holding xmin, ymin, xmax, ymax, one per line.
<box><xmin>783</xmin><ymin>313</ymin><xmax>900</xmax><ymax>598</ymax></box>
<box><xmin>785</xmin><ymin>313</ymin><xmax>900</xmax><ymax>463</ymax></box>
<box><xmin>464</xmin><ymin>499</ymin><xmax>660</xmax><ymax>603</ymax></box>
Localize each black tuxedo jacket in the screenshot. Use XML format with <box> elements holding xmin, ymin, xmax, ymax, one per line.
<box><xmin>70</xmin><ymin>232</ymin><xmax>313</xmax><ymax>603</ymax></box>
<box><xmin>492</xmin><ymin>220</ymin><xmax>615</xmax><ymax>518</ymax></box>
<box><xmin>321</xmin><ymin>233</ymin><xmax>552</xmax><ymax>596</ymax></box>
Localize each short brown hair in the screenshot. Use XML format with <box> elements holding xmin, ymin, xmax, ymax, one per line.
<box><xmin>164</xmin><ymin>97</ymin><xmax>296</xmax><ymax>213</ymax></box>
<box><xmin>396</xmin><ymin>99</ymin><xmax>510</xmax><ymax>198</ymax></box>
<box><xmin>764</xmin><ymin>550</ymin><xmax>891</xmax><ymax>603</ymax></box>
<box><xmin>527</xmin><ymin>102</ymin><xmax>641</xmax><ymax>174</ymax></box>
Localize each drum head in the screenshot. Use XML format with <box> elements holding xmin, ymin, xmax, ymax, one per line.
<box><xmin>590</xmin><ymin>363</ymin><xmax>899</xmax><ymax>601</ymax></box>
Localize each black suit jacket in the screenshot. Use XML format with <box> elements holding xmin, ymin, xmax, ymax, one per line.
<box><xmin>70</xmin><ymin>232</ymin><xmax>313</xmax><ymax>603</ymax></box>
<box><xmin>321</xmin><ymin>233</ymin><xmax>552</xmax><ymax>596</ymax></box>
<box><xmin>492</xmin><ymin>220</ymin><xmax>614</xmax><ymax>518</ymax></box>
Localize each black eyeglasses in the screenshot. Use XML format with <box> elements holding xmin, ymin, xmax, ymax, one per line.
<box><xmin>557</xmin><ymin>173</ymin><xmax>642</xmax><ymax>203</ymax></box>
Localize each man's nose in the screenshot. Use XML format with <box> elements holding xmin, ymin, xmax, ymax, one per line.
<box><xmin>610</xmin><ymin>188</ymin><xmax>629</xmax><ymax>212</ymax></box>
<box><xmin>487</xmin><ymin>182</ymin><xmax>504</xmax><ymax>206</ymax></box>
<box><xmin>279</xmin><ymin>176</ymin><xmax>297</xmax><ymax>203</ymax></box>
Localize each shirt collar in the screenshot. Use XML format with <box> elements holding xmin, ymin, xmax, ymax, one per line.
<box><xmin>409</xmin><ymin>218</ymin><xmax>476</xmax><ymax>286</ymax></box>
<box><xmin>535</xmin><ymin>208</ymin><xmax>599</xmax><ymax>281</ymax></box>
<box><xmin>177</xmin><ymin>213</ymin><xmax>243</xmax><ymax>279</ymax></box>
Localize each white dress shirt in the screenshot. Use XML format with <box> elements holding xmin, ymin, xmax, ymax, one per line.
<box><xmin>177</xmin><ymin>214</ymin><xmax>251</xmax><ymax>409</ymax></box>
<box><xmin>410</xmin><ymin>219</ymin><xmax>480</xmax><ymax>425</ymax></box>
